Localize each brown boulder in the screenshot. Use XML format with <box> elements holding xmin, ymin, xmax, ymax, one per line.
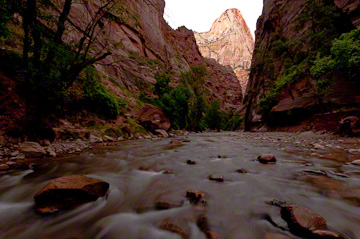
<box><xmin>258</xmin><ymin>154</ymin><xmax>277</xmax><ymax>164</ymax></box>
<box><xmin>138</xmin><ymin>104</ymin><xmax>171</xmax><ymax>131</ymax></box>
<box><xmin>281</xmin><ymin>205</ymin><xmax>327</xmax><ymax>235</ymax></box>
<box><xmin>312</xmin><ymin>230</ymin><xmax>346</xmax><ymax>239</ymax></box>
<box><xmin>155</xmin><ymin>129</ymin><xmax>169</xmax><ymax>138</ymax></box>
<box><xmin>340</xmin><ymin>116</ymin><xmax>360</xmax><ymax>136</ymax></box>
<box><xmin>34</xmin><ymin>175</ymin><xmax>109</xmax><ymax>214</ymax></box>
<box><xmin>19</xmin><ymin>142</ymin><xmax>46</xmax><ymax>158</ymax></box>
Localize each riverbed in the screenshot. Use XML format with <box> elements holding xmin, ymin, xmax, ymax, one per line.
<box><xmin>0</xmin><ymin>132</ymin><xmax>360</xmax><ymax>239</ymax></box>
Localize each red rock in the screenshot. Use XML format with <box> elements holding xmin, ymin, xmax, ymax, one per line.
<box><xmin>195</xmin><ymin>9</ymin><xmax>254</xmax><ymax>93</ymax></box>
<box><xmin>0</xmin><ymin>164</ymin><xmax>9</xmax><ymax>171</ymax></box>
<box><xmin>186</xmin><ymin>190</ymin><xmax>205</xmax><ymax>204</ymax></box>
<box><xmin>159</xmin><ymin>221</ymin><xmax>186</xmax><ymax>238</ymax></box>
<box><xmin>258</xmin><ymin>154</ymin><xmax>277</xmax><ymax>164</ymax></box>
<box><xmin>19</xmin><ymin>142</ymin><xmax>46</xmax><ymax>158</ymax></box>
<box><xmin>312</xmin><ymin>230</ymin><xmax>346</xmax><ymax>239</ymax></box>
<box><xmin>34</xmin><ymin>175</ymin><xmax>109</xmax><ymax>214</ymax></box>
<box><xmin>281</xmin><ymin>205</ymin><xmax>327</xmax><ymax>234</ymax></box>
<box><xmin>137</xmin><ymin>104</ymin><xmax>171</xmax><ymax>131</ymax></box>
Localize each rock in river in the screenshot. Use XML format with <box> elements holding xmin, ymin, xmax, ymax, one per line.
<box><xmin>280</xmin><ymin>205</ymin><xmax>327</xmax><ymax>235</ymax></box>
<box><xmin>258</xmin><ymin>154</ymin><xmax>277</xmax><ymax>164</ymax></box>
<box><xmin>34</xmin><ymin>175</ymin><xmax>109</xmax><ymax>214</ymax></box>
<box><xmin>351</xmin><ymin>160</ymin><xmax>360</xmax><ymax>166</ymax></box>
<box><xmin>19</xmin><ymin>142</ymin><xmax>46</xmax><ymax>158</ymax></box>
<box><xmin>311</xmin><ymin>230</ymin><xmax>346</xmax><ymax>239</ymax></box>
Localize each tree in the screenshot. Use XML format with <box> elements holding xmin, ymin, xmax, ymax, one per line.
<box><xmin>18</xmin><ymin>0</ymin><xmax>122</xmax><ymax>134</ymax></box>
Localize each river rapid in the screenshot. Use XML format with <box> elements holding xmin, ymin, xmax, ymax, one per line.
<box><xmin>0</xmin><ymin>132</ymin><xmax>360</xmax><ymax>239</ymax></box>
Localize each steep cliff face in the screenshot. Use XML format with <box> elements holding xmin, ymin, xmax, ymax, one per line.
<box><xmin>244</xmin><ymin>0</ymin><xmax>360</xmax><ymax>131</ymax></box>
<box><xmin>195</xmin><ymin>9</ymin><xmax>254</xmax><ymax>94</ymax></box>
<box><xmin>63</xmin><ymin>0</ymin><xmax>242</xmax><ymax>110</ymax></box>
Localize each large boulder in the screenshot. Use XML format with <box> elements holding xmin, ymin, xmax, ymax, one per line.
<box><xmin>339</xmin><ymin>116</ymin><xmax>360</xmax><ymax>136</ymax></box>
<box><xmin>281</xmin><ymin>205</ymin><xmax>327</xmax><ymax>235</ymax></box>
<box><xmin>19</xmin><ymin>142</ymin><xmax>46</xmax><ymax>158</ymax></box>
<box><xmin>138</xmin><ymin>104</ymin><xmax>171</xmax><ymax>131</ymax></box>
<box><xmin>34</xmin><ymin>175</ymin><xmax>109</xmax><ymax>214</ymax></box>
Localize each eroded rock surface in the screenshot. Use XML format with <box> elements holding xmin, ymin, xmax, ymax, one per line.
<box><xmin>34</xmin><ymin>175</ymin><xmax>109</xmax><ymax>214</ymax></box>
<box><xmin>195</xmin><ymin>9</ymin><xmax>254</xmax><ymax>94</ymax></box>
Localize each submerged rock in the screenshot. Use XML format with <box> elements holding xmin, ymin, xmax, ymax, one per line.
<box><xmin>311</xmin><ymin>230</ymin><xmax>346</xmax><ymax>239</ymax></box>
<box><xmin>186</xmin><ymin>160</ymin><xmax>196</xmax><ymax>165</ymax></box>
<box><xmin>235</xmin><ymin>168</ymin><xmax>248</xmax><ymax>173</ymax></box>
<box><xmin>170</xmin><ymin>139</ymin><xmax>181</xmax><ymax>145</ymax></box>
<box><xmin>258</xmin><ymin>154</ymin><xmax>277</xmax><ymax>164</ymax></box>
<box><xmin>19</xmin><ymin>142</ymin><xmax>46</xmax><ymax>158</ymax></box>
<box><xmin>159</xmin><ymin>220</ymin><xmax>187</xmax><ymax>239</ymax></box>
<box><xmin>34</xmin><ymin>175</ymin><xmax>109</xmax><ymax>214</ymax></box>
<box><xmin>208</xmin><ymin>175</ymin><xmax>224</xmax><ymax>182</ymax></box>
<box><xmin>186</xmin><ymin>190</ymin><xmax>206</xmax><ymax>205</ymax></box>
<box><xmin>280</xmin><ymin>205</ymin><xmax>326</xmax><ymax>235</ymax></box>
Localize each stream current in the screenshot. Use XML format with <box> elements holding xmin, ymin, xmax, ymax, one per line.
<box><xmin>0</xmin><ymin>132</ymin><xmax>360</xmax><ymax>239</ymax></box>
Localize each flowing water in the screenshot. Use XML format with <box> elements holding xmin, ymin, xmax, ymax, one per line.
<box><xmin>1</xmin><ymin>132</ymin><xmax>360</xmax><ymax>239</ymax></box>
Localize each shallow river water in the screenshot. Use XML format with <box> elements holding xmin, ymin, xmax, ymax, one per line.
<box><xmin>1</xmin><ymin>132</ymin><xmax>360</xmax><ymax>239</ymax></box>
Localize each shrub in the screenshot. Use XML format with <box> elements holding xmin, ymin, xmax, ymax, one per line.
<box><xmin>81</xmin><ymin>67</ymin><xmax>120</xmax><ymax>119</ymax></box>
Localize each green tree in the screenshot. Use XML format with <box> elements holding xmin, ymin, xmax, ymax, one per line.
<box><xmin>205</xmin><ymin>101</ymin><xmax>222</xmax><ymax>130</ymax></box>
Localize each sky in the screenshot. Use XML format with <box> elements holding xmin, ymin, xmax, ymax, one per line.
<box><xmin>164</xmin><ymin>0</ymin><xmax>263</xmax><ymax>38</ymax></box>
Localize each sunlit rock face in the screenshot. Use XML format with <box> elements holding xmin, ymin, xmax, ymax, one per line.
<box><xmin>54</xmin><ymin>0</ymin><xmax>242</xmax><ymax>111</ymax></box>
<box><xmin>195</xmin><ymin>9</ymin><xmax>254</xmax><ymax>94</ymax></box>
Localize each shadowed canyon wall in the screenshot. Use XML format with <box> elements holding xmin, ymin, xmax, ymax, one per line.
<box><xmin>244</xmin><ymin>0</ymin><xmax>360</xmax><ymax>131</ymax></box>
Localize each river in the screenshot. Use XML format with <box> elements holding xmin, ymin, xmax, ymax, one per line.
<box><xmin>0</xmin><ymin>132</ymin><xmax>360</xmax><ymax>239</ymax></box>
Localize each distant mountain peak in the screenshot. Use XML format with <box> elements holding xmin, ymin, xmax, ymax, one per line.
<box><xmin>195</xmin><ymin>8</ymin><xmax>254</xmax><ymax>93</ymax></box>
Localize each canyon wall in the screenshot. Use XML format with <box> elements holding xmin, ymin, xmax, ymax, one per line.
<box><xmin>63</xmin><ymin>0</ymin><xmax>242</xmax><ymax>111</ymax></box>
<box><xmin>195</xmin><ymin>9</ymin><xmax>254</xmax><ymax>94</ymax></box>
<box><xmin>244</xmin><ymin>0</ymin><xmax>360</xmax><ymax>131</ymax></box>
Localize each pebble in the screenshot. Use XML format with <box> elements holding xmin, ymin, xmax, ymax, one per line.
<box><xmin>235</xmin><ymin>168</ymin><xmax>248</xmax><ymax>173</ymax></box>
<box><xmin>313</xmin><ymin>144</ymin><xmax>325</xmax><ymax>150</ymax></box>
<box><xmin>208</xmin><ymin>175</ymin><xmax>224</xmax><ymax>182</ymax></box>
<box><xmin>258</xmin><ymin>154</ymin><xmax>277</xmax><ymax>164</ymax></box>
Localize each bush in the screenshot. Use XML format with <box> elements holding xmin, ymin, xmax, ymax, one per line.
<box><xmin>311</xmin><ymin>27</ymin><xmax>360</xmax><ymax>86</ymax></box>
<box><xmin>205</xmin><ymin>101</ymin><xmax>222</xmax><ymax>130</ymax></box>
<box><xmin>81</xmin><ymin>67</ymin><xmax>120</xmax><ymax>119</ymax></box>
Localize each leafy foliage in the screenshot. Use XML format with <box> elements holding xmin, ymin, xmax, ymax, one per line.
<box><xmin>311</xmin><ymin>27</ymin><xmax>360</xmax><ymax>90</ymax></box>
<box><xmin>81</xmin><ymin>67</ymin><xmax>120</xmax><ymax>119</ymax></box>
<box><xmin>258</xmin><ymin>0</ymin><xmax>349</xmax><ymax>113</ymax></box>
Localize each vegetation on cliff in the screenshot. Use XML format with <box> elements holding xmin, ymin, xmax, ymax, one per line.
<box><xmin>254</xmin><ymin>0</ymin><xmax>356</xmax><ymax>115</ymax></box>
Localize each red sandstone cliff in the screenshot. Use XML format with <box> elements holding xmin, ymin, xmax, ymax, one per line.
<box><xmin>195</xmin><ymin>9</ymin><xmax>254</xmax><ymax>95</ymax></box>
<box><xmin>61</xmin><ymin>0</ymin><xmax>242</xmax><ymax>111</ymax></box>
<box><xmin>244</xmin><ymin>0</ymin><xmax>360</xmax><ymax>131</ymax></box>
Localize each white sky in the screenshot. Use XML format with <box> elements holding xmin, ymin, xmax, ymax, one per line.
<box><xmin>164</xmin><ymin>0</ymin><xmax>263</xmax><ymax>38</ymax></box>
